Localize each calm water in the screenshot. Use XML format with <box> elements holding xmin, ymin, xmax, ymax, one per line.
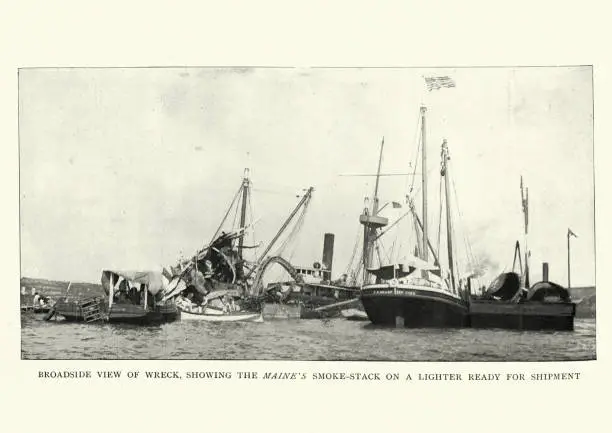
<box><xmin>21</xmin><ymin>314</ymin><xmax>596</xmax><ymax>361</ymax></box>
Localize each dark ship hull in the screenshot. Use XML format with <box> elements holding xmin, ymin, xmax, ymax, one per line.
<box><xmin>361</xmin><ymin>286</ymin><xmax>469</xmax><ymax>328</ymax></box>
<box><xmin>53</xmin><ymin>297</ymin><xmax>179</xmax><ymax>324</ymax></box>
<box><xmin>469</xmin><ymin>300</ymin><xmax>575</xmax><ymax>331</ymax></box>
<box><xmin>107</xmin><ymin>303</ymin><xmax>180</xmax><ymax>325</ymax></box>
<box><xmin>470</xmin><ymin>276</ymin><xmax>576</xmax><ymax>331</ymax></box>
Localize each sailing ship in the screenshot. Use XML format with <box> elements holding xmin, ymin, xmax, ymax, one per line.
<box><xmin>359</xmin><ymin>106</ymin><xmax>470</xmax><ymax>327</ymax></box>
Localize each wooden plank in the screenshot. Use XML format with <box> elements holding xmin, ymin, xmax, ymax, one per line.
<box><xmin>312</xmin><ymin>298</ymin><xmax>360</xmax><ymax>312</ymax></box>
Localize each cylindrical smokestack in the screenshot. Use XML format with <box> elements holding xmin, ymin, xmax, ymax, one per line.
<box><xmin>543</xmin><ymin>262</ymin><xmax>549</xmax><ymax>282</ymax></box>
<box><xmin>322</xmin><ymin>233</ymin><xmax>335</xmax><ymax>280</ymax></box>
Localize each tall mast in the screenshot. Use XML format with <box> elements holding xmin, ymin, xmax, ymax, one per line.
<box><xmin>520</xmin><ymin>176</ymin><xmax>530</xmax><ymax>288</ymax></box>
<box><xmin>420</xmin><ymin>106</ymin><xmax>428</xmax><ymax>262</ymax></box>
<box><xmin>441</xmin><ymin>139</ymin><xmax>456</xmax><ymax>293</ymax></box>
<box><xmin>372</xmin><ymin>137</ymin><xmax>384</xmax><ymax>216</ymax></box>
<box><xmin>408</xmin><ymin>197</ymin><xmax>440</xmax><ymax>266</ymax></box>
<box><xmin>366</xmin><ymin>137</ymin><xmax>385</xmax><ymax>272</ymax></box>
<box><xmin>567</xmin><ymin>231</ymin><xmax>571</xmax><ymax>289</ymax></box>
<box><xmin>359</xmin><ymin>137</ymin><xmax>388</xmax><ymax>284</ymax></box>
<box><xmin>236</xmin><ymin>168</ymin><xmax>250</xmax><ymax>278</ymax></box>
<box><xmin>237</xmin><ymin>168</ymin><xmax>250</xmax><ymax>260</ymax></box>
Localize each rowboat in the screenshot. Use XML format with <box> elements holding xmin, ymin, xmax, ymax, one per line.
<box><xmin>340</xmin><ymin>308</ymin><xmax>369</xmax><ymax>321</ymax></box>
<box><xmin>180</xmin><ymin>308</ymin><xmax>263</xmax><ymax>322</ymax></box>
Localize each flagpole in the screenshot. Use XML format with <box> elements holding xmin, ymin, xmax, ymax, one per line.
<box><xmin>421</xmin><ymin>106</ymin><xmax>428</xmax><ymax>262</ymax></box>
<box><xmin>567</xmin><ymin>229</ymin><xmax>572</xmax><ymax>289</ymax></box>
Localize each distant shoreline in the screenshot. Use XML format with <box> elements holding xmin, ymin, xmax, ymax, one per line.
<box><xmin>20</xmin><ymin>276</ymin><xmax>103</xmax><ymax>298</ymax></box>
<box><xmin>19</xmin><ymin>276</ymin><xmax>596</xmax><ymax>319</ymax></box>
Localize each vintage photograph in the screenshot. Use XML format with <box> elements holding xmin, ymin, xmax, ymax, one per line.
<box><xmin>19</xmin><ymin>66</ymin><xmax>595</xmax><ymax>361</ymax></box>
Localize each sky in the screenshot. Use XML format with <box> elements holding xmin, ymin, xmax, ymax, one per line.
<box><xmin>19</xmin><ymin>67</ymin><xmax>595</xmax><ymax>287</ymax></box>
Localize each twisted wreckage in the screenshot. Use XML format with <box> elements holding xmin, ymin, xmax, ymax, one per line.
<box><xmin>49</xmin><ymin>170</ymin><xmax>323</xmax><ymax>324</ymax></box>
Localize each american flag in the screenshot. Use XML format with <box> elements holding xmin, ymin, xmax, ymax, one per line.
<box><xmin>424</xmin><ymin>76</ymin><xmax>456</xmax><ymax>91</ymax></box>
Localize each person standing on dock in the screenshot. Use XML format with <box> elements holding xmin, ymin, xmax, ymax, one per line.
<box><xmin>32</xmin><ymin>292</ymin><xmax>40</xmax><ymax>308</ymax></box>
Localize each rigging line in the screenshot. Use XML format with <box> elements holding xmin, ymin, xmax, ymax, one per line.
<box><xmin>408</xmin><ymin>131</ymin><xmax>422</xmax><ymax>194</ymax></box>
<box><xmin>387</xmin><ymin>235</ymin><xmax>397</xmax><ymax>264</ymax></box>
<box><xmin>285</xmin><ymin>204</ymin><xmax>310</xmax><ymax>262</ymax></box>
<box><xmin>247</xmin><ymin>183</ymin><xmax>259</xmax><ymax>260</ymax></box>
<box><xmin>437</xmin><ymin>172</ymin><xmax>443</xmax><ymax>262</ymax></box>
<box><xmin>407</xmin><ymin>165</ymin><xmax>440</xmax><ymax>232</ymax></box>
<box><xmin>407</xmin><ymin>165</ymin><xmax>440</xmax><ymax>204</ymax></box>
<box><xmin>373</xmin><ymin>209</ymin><xmax>412</xmax><ymax>241</ymax></box>
<box><xmin>348</xmin><ymin>226</ymin><xmax>362</xmax><ymax>269</ymax></box>
<box><xmin>279</xmin><ymin>205</ymin><xmax>306</xmax><ymax>255</ymax></box>
<box><xmin>344</xmin><ymin>224</ymin><xmax>362</xmax><ymax>275</ymax></box>
<box><xmin>382</xmin><ymin>239</ymin><xmax>392</xmax><ymax>264</ymax></box>
<box><xmin>446</xmin><ymin>177</ymin><xmax>463</xmax><ymax>280</ymax></box>
<box><xmin>451</xmin><ymin>175</ymin><xmax>476</xmax><ymax>268</ymax></box>
<box><xmin>354</xmin><ymin>232</ymin><xmax>365</xmax><ymax>275</ymax></box>
<box><xmin>414</xmin><ymin>215</ymin><xmax>422</xmax><ymax>257</ymax></box>
<box><xmin>275</xmin><ymin>195</ymin><xmax>311</xmax><ymax>257</ymax></box>
<box><xmin>231</xmin><ymin>189</ymin><xmax>241</xmax><ymax>231</ymax></box>
<box><xmin>208</xmin><ymin>182</ymin><xmax>243</xmax><ymax>247</ymax></box>
<box><xmin>406</xmin><ymin>109</ymin><xmax>423</xmax><ymax>193</ymax></box>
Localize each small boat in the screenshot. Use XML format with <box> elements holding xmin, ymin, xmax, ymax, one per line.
<box><xmin>177</xmin><ymin>289</ymin><xmax>263</xmax><ymax>322</ymax></box>
<box><xmin>180</xmin><ymin>309</ymin><xmax>263</xmax><ymax>322</ymax></box>
<box><xmin>341</xmin><ymin>308</ymin><xmax>369</xmax><ymax>321</ymax></box>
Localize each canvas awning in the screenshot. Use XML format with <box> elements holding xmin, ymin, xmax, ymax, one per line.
<box><xmin>367</xmin><ymin>264</ymin><xmax>415</xmax><ymax>280</ymax></box>
<box><xmin>366</xmin><ymin>256</ymin><xmax>439</xmax><ymax>280</ymax></box>
<box><xmin>101</xmin><ymin>270</ymin><xmax>165</xmax><ymax>296</ymax></box>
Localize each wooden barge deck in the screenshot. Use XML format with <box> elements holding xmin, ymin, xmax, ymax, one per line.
<box><xmin>468</xmin><ymin>300</ymin><xmax>576</xmax><ymax>331</ymax></box>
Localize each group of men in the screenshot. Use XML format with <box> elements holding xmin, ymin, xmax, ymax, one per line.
<box><xmin>32</xmin><ymin>292</ymin><xmax>50</xmax><ymax>308</ymax></box>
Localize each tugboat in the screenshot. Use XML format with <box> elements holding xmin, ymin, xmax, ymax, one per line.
<box><xmin>360</xmin><ymin>106</ymin><xmax>470</xmax><ymax>328</ymax></box>
<box><xmin>260</xmin><ymin>233</ymin><xmax>361</xmax><ymax>319</ymax></box>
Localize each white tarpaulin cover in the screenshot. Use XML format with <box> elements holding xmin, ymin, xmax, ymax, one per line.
<box><xmin>101</xmin><ymin>270</ymin><xmax>165</xmax><ymax>296</ymax></box>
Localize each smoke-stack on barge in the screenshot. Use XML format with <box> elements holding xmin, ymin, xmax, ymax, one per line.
<box><xmin>468</xmin><ymin>178</ymin><xmax>576</xmax><ymax>331</ymax></box>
